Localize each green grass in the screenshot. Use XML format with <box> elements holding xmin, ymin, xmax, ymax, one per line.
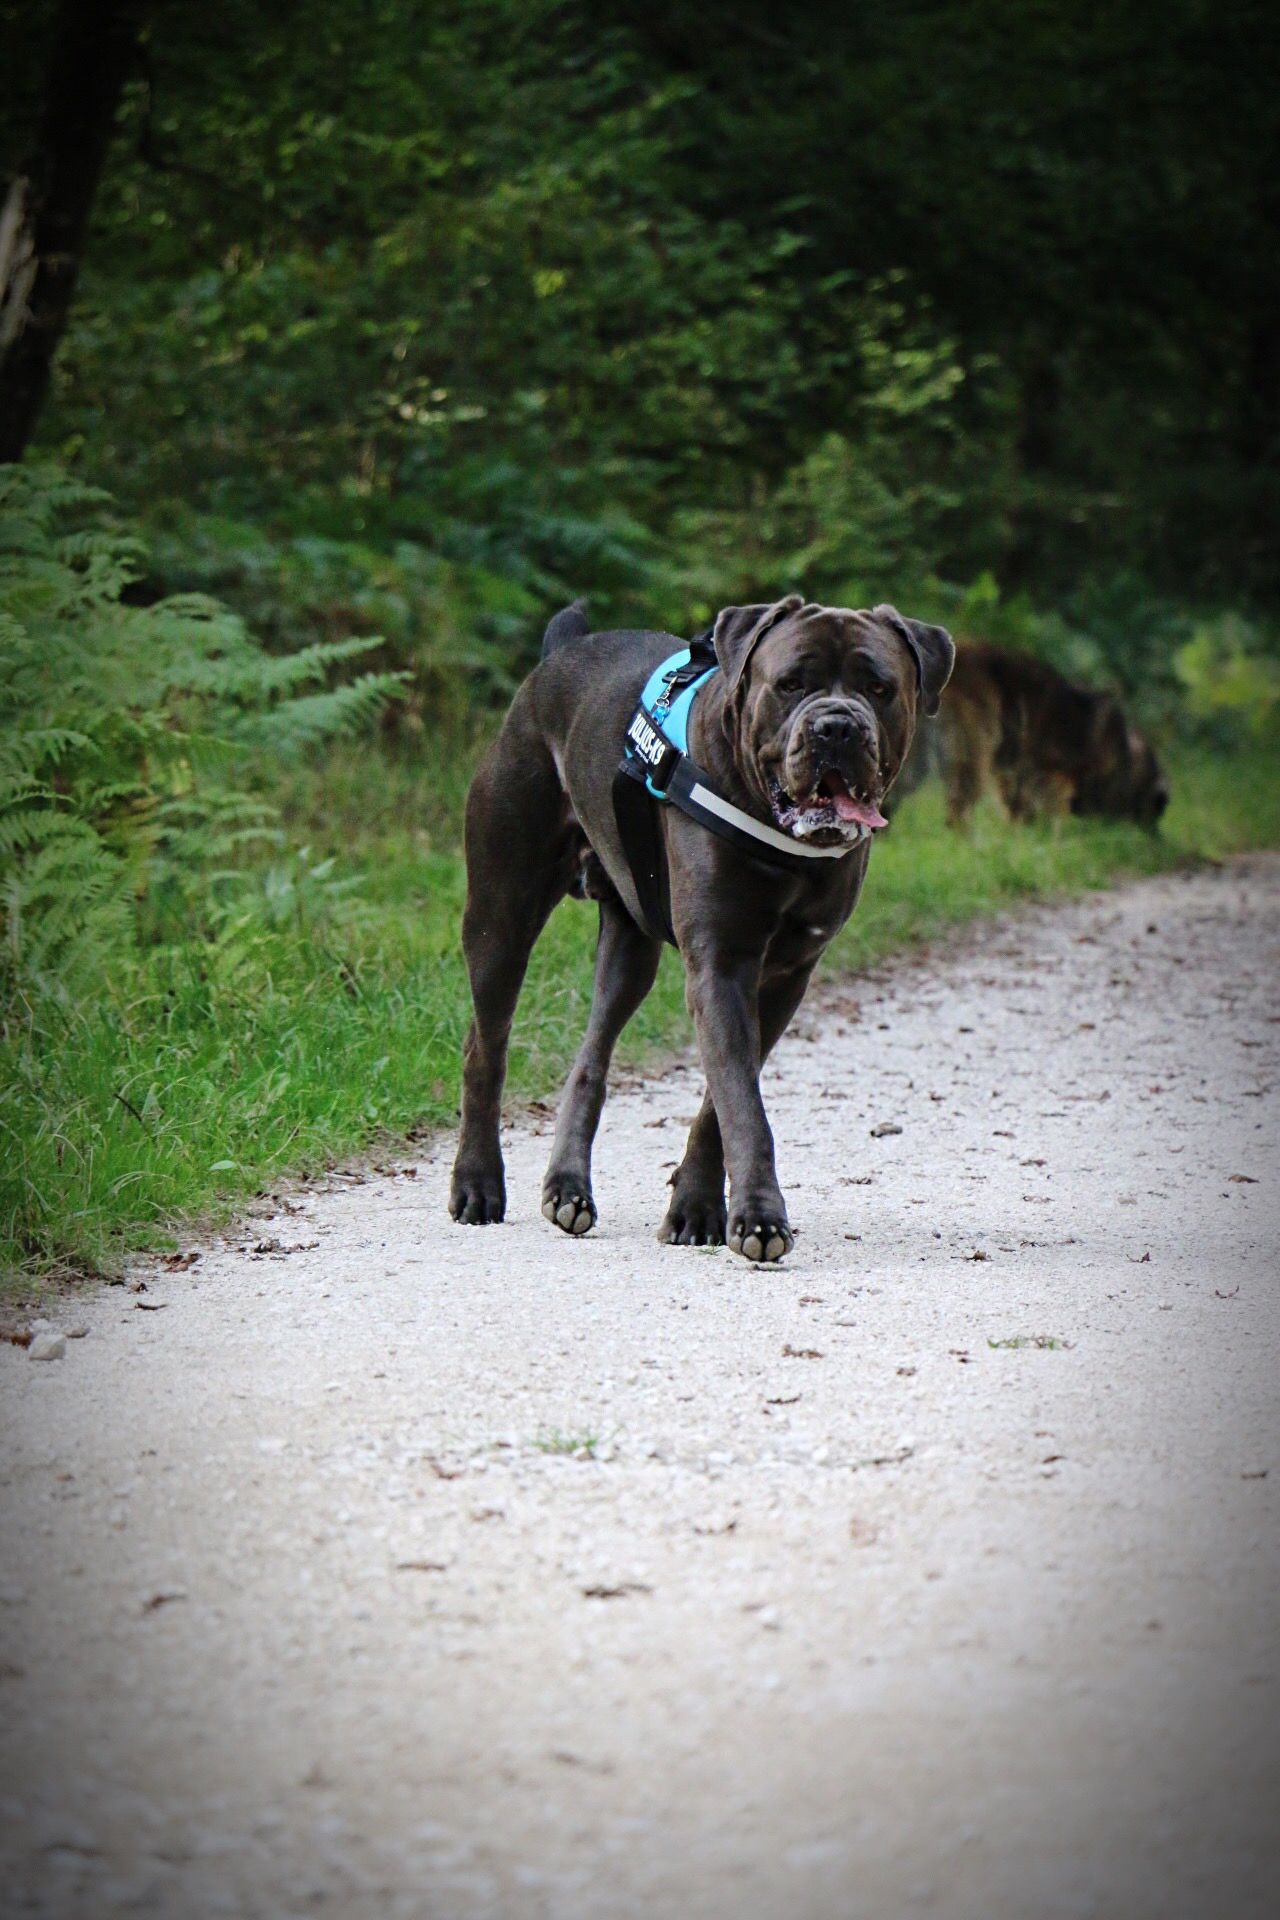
<box><xmin>532</xmin><ymin>1428</ymin><xmax>603</xmax><ymax>1458</ymax></box>
<box><xmin>2</xmin><ymin>737</ymin><xmax>1276</xmax><ymax>1294</ymax></box>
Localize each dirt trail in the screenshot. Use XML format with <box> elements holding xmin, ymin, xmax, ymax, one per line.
<box><xmin>2</xmin><ymin>858</ymin><xmax>1277</xmax><ymax>1920</ymax></box>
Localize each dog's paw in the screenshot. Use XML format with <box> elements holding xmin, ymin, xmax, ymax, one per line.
<box><xmin>541</xmin><ymin>1175</ymin><xmax>597</xmax><ymax>1237</ymax></box>
<box><xmin>657</xmin><ymin>1191</ymin><xmax>727</xmax><ymax>1247</ymax></box>
<box><xmin>449</xmin><ymin>1166</ymin><xmax>506</xmax><ymax>1225</ymax></box>
<box><xmin>727</xmin><ymin>1211</ymin><xmax>793</xmax><ymax>1263</ymax></box>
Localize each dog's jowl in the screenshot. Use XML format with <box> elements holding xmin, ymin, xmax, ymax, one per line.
<box><xmin>448</xmin><ymin>597</ymin><xmax>953</xmax><ymax>1261</ymax></box>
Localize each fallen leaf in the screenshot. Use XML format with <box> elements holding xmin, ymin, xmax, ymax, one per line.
<box><xmin>764</xmin><ymin>1393</ymin><xmax>801</xmax><ymax>1406</ymax></box>
<box><xmin>161</xmin><ymin>1252</ymin><xmax>199</xmax><ymax>1272</ymax></box>
<box><xmin>1214</xmin><ymin>1286</ymin><xmax>1241</xmax><ymax>1300</ymax></box>
<box><xmin>782</xmin><ymin>1344</ymin><xmax>824</xmax><ymax>1360</ymax></box>
<box><xmin>581</xmin><ymin>1582</ymin><xmax>652</xmax><ymax>1600</ymax></box>
<box><xmin>396</xmin><ymin>1560</ymin><xmax>449</xmax><ymax>1572</ymax></box>
<box><xmin>1228</xmin><ymin>1174</ymin><xmax>1258</xmax><ymax>1184</ymax></box>
<box><xmin>134</xmin><ymin>1301</ymin><xmax>168</xmax><ymax>1312</ymax></box>
<box><xmin>853</xmin><ymin>1445</ymin><xmax>914</xmax><ymax>1470</ymax></box>
<box><xmin>551</xmin><ymin>1750</ymin><xmax>615</xmax><ymax>1774</ymax></box>
<box><xmin>142</xmin><ymin>1589</ymin><xmax>187</xmax><ymax>1614</ymax></box>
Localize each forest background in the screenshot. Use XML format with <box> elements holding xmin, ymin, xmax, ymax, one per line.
<box><xmin>2</xmin><ymin>0</ymin><xmax>1276</xmax><ymax>1283</ymax></box>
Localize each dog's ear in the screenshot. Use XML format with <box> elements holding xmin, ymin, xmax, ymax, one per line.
<box><xmin>874</xmin><ymin>606</ymin><xmax>955</xmax><ymax>718</ymax></box>
<box><xmin>712</xmin><ymin>595</ymin><xmax>804</xmax><ymax>694</ymax></box>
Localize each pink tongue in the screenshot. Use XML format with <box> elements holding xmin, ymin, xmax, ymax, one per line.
<box><xmin>832</xmin><ymin>791</ymin><xmax>887</xmax><ymax>830</ymax></box>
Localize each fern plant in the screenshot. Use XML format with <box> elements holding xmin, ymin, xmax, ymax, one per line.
<box><xmin>0</xmin><ymin>464</ymin><xmax>403</xmax><ymax>1014</ymax></box>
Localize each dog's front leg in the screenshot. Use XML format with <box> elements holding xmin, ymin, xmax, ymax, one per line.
<box><xmin>683</xmin><ymin>944</ymin><xmax>793</xmax><ymax>1263</ymax></box>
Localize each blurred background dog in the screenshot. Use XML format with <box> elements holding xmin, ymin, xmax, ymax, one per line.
<box><xmin>892</xmin><ymin>643</ymin><xmax>1168</xmax><ymax>830</ymax></box>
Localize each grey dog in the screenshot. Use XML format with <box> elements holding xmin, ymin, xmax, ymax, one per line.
<box><xmin>449</xmin><ymin>596</ymin><xmax>953</xmax><ymax>1261</ymax></box>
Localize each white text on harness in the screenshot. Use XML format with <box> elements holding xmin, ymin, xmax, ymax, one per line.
<box><xmin>626</xmin><ymin>711</ymin><xmax>666</xmax><ymax>768</ymax></box>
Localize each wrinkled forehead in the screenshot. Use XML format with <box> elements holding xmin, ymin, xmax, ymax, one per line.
<box><xmin>758</xmin><ymin>603</ymin><xmax>911</xmax><ymax>677</ymax></box>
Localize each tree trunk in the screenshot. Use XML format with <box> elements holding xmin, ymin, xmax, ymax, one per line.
<box><xmin>0</xmin><ymin>0</ymin><xmax>148</xmax><ymax>463</ymax></box>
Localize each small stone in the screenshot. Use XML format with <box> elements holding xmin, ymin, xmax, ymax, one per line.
<box><xmin>28</xmin><ymin>1333</ymin><xmax>66</xmax><ymax>1363</ymax></box>
<box><xmin>757</xmin><ymin>1605</ymin><xmax>782</xmax><ymax>1630</ymax></box>
<box><xmin>65</xmin><ymin>1325</ymin><xmax>90</xmax><ymax>1340</ymax></box>
<box><xmin>870</xmin><ymin>1121</ymin><xmax>903</xmax><ymax>1138</ymax></box>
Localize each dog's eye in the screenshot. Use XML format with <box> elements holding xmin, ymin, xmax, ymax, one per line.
<box><xmin>865</xmin><ymin>677</ymin><xmax>893</xmax><ymax>702</ymax></box>
<box><xmin>776</xmin><ymin>674</ymin><xmax>807</xmax><ymax>698</ymax></box>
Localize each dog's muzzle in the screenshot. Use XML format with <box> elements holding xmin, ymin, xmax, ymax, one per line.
<box><xmin>770</xmin><ymin>700</ymin><xmax>887</xmax><ymax>844</ymax></box>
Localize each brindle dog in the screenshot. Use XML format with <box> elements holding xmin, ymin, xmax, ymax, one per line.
<box><xmin>894</xmin><ymin>643</ymin><xmax>1168</xmax><ymax>829</ymax></box>
<box><xmin>448</xmin><ymin>596</ymin><xmax>953</xmax><ymax>1262</ymax></box>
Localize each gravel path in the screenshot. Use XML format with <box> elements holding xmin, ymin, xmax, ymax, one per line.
<box><xmin>2</xmin><ymin>857</ymin><xmax>1277</xmax><ymax>1920</ymax></box>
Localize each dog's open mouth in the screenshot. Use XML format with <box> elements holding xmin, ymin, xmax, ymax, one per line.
<box><xmin>769</xmin><ymin>769</ymin><xmax>888</xmax><ymax>846</ymax></box>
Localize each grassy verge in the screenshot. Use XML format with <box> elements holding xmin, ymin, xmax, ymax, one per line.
<box><xmin>2</xmin><ymin>739</ymin><xmax>1276</xmax><ymax>1293</ymax></box>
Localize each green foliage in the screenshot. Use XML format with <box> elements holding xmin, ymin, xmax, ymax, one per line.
<box><xmin>1174</xmin><ymin>615</ymin><xmax>1280</xmax><ymax>740</ymax></box>
<box><xmin>17</xmin><ymin>0</ymin><xmax>1272</xmax><ymax>654</ymax></box>
<box><xmin>0</xmin><ymin>464</ymin><xmax>403</xmax><ymax>1010</ymax></box>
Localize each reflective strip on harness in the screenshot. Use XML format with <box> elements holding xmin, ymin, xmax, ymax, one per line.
<box><xmin>682</xmin><ymin>778</ymin><xmax>862</xmax><ymax>859</ymax></box>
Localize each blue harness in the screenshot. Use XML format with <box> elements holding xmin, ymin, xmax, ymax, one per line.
<box><xmin>613</xmin><ymin>635</ymin><xmax>854</xmax><ymax>945</ymax></box>
<box><xmin>634</xmin><ymin>648</ymin><xmax>719</xmax><ymax>791</ymax></box>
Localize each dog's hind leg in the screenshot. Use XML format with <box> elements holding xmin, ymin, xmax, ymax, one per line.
<box><xmin>450</xmin><ymin>732</ymin><xmax>570</xmax><ymax>1226</ymax></box>
<box><xmin>541</xmin><ymin>895</ymin><xmax>662</xmax><ymax>1236</ymax></box>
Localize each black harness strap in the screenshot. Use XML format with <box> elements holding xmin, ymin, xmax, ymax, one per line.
<box><xmin>612</xmin><ymin>755</ymin><xmax>675</xmax><ymax>944</ymax></box>
<box><xmin>609</xmin><ymin>626</ymin><xmax>715</xmax><ymax>945</ymax></box>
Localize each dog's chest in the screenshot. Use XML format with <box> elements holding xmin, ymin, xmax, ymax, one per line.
<box><xmin>767</xmin><ymin>903</ymin><xmax>844</xmax><ymax>970</ymax></box>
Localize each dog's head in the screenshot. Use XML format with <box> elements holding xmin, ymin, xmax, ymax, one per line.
<box><xmin>1121</xmin><ymin>725</ymin><xmax>1169</xmax><ymax>829</ymax></box>
<box><xmin>1072</xmin><ymin>697</ymin><xmax>1169</xmax><ymax>830</ymax></box>
<box><xmin>712</xmin><ymin>596</ymin><xmax>954</xmax><ymax>847</ymax></box>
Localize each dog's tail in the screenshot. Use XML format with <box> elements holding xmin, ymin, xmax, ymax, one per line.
<box><xmin>541</xmin><ymin>600</ymin><xmax>591</xmax><ymax>657</ymax></box>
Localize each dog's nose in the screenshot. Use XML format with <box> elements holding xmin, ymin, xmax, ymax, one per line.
<box><xmin>810</xmin><ymin>708</ymin><xmax>858</xmax><ymax>749</ymax></box>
